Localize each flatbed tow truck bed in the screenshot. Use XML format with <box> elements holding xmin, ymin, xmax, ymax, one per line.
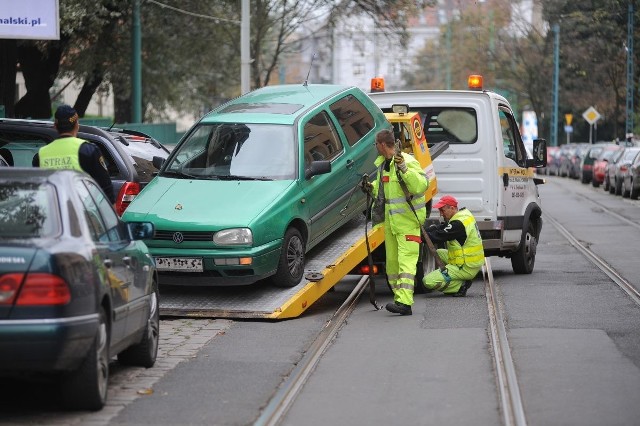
<box><xmin>159</xmin><ymin>215</ymin><xmax>384</xmax><ymax>319</ymax></box>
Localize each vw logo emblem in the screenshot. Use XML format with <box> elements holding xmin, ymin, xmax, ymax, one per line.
<box><xmin>172</xmin><ymin>232</ymin><xmax>184</xmax><ymax>244</ymax></box>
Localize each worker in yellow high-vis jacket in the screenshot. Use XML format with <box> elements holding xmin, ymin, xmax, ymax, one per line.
<box><xmin>423</xmin><ymin>195</ymin><xmax>485</xmax><ymax>297</ymax></box>
<box><xmin>364</xmin><ymin>129</ymin><xmax>428</xmax><ymax>316</ymax></box>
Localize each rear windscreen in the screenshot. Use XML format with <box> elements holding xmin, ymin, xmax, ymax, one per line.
<box><xmin>383</xmin><ymin>107</ymin><xmax>478</xmax><ymax>145</ymax></box>
<box><xmin>0</xmin><ymin>182</ymin><xmax>59</xmax><ymax>238</ymax></box>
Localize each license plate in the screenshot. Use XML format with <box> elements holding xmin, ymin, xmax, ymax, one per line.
<box><xmin>154</xmin><ymin>257</ymin><xmax>203</xmax><ymax>272</ymax></box>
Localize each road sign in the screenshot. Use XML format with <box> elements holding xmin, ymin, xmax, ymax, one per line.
<box><xmin>582</xmin><ymin>107</ymin><xmax>601</xmax><ymax>125</ymax></box>
<box><xmin>564</xmin><ymin>125</ymin><xmax>573</xmax><ymax>133</ymax></box>
<box><xmin>565</xmin><ymin>114</ymin><xmax>573</xmax><ymax>125</ymax></box>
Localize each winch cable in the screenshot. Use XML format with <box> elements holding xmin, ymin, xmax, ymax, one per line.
<box><xmin>361</xmin><ymin>173</ymin><xmax>382</xmax><ymax>310</ymax></box>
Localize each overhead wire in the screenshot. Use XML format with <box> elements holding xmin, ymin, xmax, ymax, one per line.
<box><xmin>145</xmin><ymin>0</ymin><xmax>241</xmax><ymax>25</ymax></box>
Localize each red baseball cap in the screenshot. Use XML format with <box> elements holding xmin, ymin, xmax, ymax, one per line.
<box><xmin>433</xmin><ymin>195</ymin><xmax>458</xmax><ymax>209</ymax></box>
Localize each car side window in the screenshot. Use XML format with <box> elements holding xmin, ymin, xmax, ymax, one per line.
<box><xmin>83</xmin><ymin>138</ymin><xmax>119</xmax><ymax>177</ymax></box>
<box><xmin>0</xmin><ymin>131</ymin><xmax>50</xmax><ymax>167</ymax></box>
<box><xmin>74</xmin><ymin>179</ymin><xmax>109</xmax><ymax>243</ymax></box>
<box><xmin>83</xmin><ymin>179</ymin><xmax>124</xmax><ymax>242</ymax></box>
<box><xmin>329</xmin><ymin>94</ymin><xmax>375</xmax><ymax>146</ymax></box>
<box><xmin>303</xmin><ymin>111</ymin><xmax>344</xmax><ymax>166</ymax></box>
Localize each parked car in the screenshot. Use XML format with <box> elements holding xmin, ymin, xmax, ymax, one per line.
<box><xmin>565</xmin><ymin>142</ymin><xmax>590</xmax><ymax>179</ymax></box>
<box><xmin>614</xmin><ymin>147</ymin><xmax>640</xmax><ymax>196</ymax></box>
<box><xmin>123</xmin><ymin>84</ymin><xmax>389</xmax><ymax>287</ymax></box>
<box><xmin>539</xmin><ymin>145</ymin><xmax>559</xmax><ymax>175</ymax></box>
<box><xmin>593</xmin><ymin>144</ymin><xmax>625</xmax><ymax>188</ymax></box>
<box><xmin>556</xmin><ymin>143</ymin><xmax>578</xmax><ymax>177</ymax></box>
<box><xmin>622</xmin><ymin>149</ymin><xmax>640</xmax><ymax>199</ymax></box>
<box><xmin>0</xmin><ymin>168</ymin><xmax>158</xmax><ymax>410</ymax></box>
<box><xmin>0</xmin><ymin>119</ymin><xmax>171</xmax><ymax>215</ymax></box>
<box><xmin>605</xmin><ymin>146</ymin><xmax>628</xmax><ymax>194</ymax></box>
<box><xmin>579</xmin><ymin>143</ymin><xmax>610</xmax><ymax>184</ymax></box>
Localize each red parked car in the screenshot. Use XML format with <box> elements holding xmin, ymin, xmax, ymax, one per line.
<box><xmin>592</xmin><ymin>144</ymin><xmax>625</xmax><ymax>188</ymax></box>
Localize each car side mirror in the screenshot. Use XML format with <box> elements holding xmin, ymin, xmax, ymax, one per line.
<box><xmin>127</xmin><ymin>222</ymin><xmax>155</xmax><ymax>240</ymax></box>
<box><xmin>528</xmin><ymin>138</ymin><xmax>547</xmax><ymax>168</ymax></box>
<box><xmin>152</xmin><ymin>156</ymin><xmax>165</xmax><ymax>170</ymax></box>
<box><xmin>305</xmin><ymin>160</ymin><xmax>331</xmax><ymax>179</ymax></box>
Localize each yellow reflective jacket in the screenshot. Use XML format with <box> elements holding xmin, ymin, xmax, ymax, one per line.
<box><xmin>371</xmin><ymin>152</ymin><xmax>428</xmax><ymax>233</ymax></box>
<box><xmin>39</xmin><ymin>137</ymin><xmax>84</xmax><ymax>171</ymax></box>
<box><xmin>447</xmin><ymin>208</ymin><xmax>485</xmax><ymax>268</ymax></box>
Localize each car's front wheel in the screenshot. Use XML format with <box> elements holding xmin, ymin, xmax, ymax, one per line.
<box><xmin>117</xmin><ymin>281</ymin><xmax>159</xmax><ymax>368</ymax></box>
<box><xmin>60</xmin><ymin>307</ymin><xmax>109</xmax><ymax>410</ymax></box>
<box><xmin>272</xmin><ymin>227</ymin><xmax>305</xmax><ymax>288</ymax></box>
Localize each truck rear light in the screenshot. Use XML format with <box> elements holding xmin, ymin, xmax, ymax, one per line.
<box><xmin>0</xmin><ymin>273</ymin><xmax>70</xmax><ymax>306</ymax></box>
<box><xmin>358</xmin><ymin>264</ymin><xmax>379</xmax><ymax>275</ymax></box>
<box><xmin>116</xmin><ymin>181</ymin><xmax>141</xmax><ymax>216</ymax></box>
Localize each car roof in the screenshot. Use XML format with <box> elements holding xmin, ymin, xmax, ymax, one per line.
<box><xmin>201</xmin><ymin>84</ymin><xmax>354</xmax><ymax>125</ymax></box>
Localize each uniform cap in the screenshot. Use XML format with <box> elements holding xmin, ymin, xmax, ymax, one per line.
<box><xmin>433</xmin><ymin>195</ymin><xmax>458</xmax><ymax>209</ymax></box>
<box><xmin>54</xmin><ymin>105</ymin><xmax>79</xmax><ymax>131</ymax></box>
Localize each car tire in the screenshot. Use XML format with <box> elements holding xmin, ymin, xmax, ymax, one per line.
<box><xmin>615</xmin><ymin>179</ymin><xmax>622</xmax><ymax>195</ymax></box>
<box><xmin>630</xmin><ymin>182</ymin><xmax>639</xmax><ymax>200</ymax></box>
<box><xmin>608</xmin><ymin>179</ymin><xmax>615</xmax><ymax>193</ymax></box>
<box><xmin>60</xmin><ymin>307</ymin><xmax>109</xmax><ymax>411</ymax></box>
<box><xmin>413</xmin><ymin>245</ymin><xmax>435</xmax><ymax>294</ymax></box>
<box><xmin>580</xmin><ymin>173</ymin><xmax>588</xmax><ymax>184</ymax></box>
<box><xmin>511</xmin><ymin>221</ymin><xmax>537</xmax><ymax>275</ymax></box>
<box><xmin>622</xmin><ymin>180</ymin><xmax>630</xmax><ymax>198</ymax></box>
<box><xmin>117</xmin><ymin>282</ymin><xmax>159</xmax><ymax>368</ymax></box>
<box><xmin>272</xmin><ymin>227</ymin><xmax>305</xmax><ymax>288</ymax></box>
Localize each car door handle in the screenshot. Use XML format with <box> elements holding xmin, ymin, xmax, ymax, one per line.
<box><xmin>346</xmin><ymin>159</ymin><xmax>354</xmax><ymax>169</ymax></box>
<box><xmin>104</xmin><ymin>258</ymin><xmax>113</xmax><ymax>269</ymax></box>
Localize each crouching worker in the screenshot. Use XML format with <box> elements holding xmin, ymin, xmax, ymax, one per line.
<box><xmin>423</xmin><ymin>195</ymin><xmax>485</xmax><ymax>297</ymax></box>
<box><xmin>363</xmin><ymin>129</ymin><xmax>428</xmax><ymax>316</ymax></box>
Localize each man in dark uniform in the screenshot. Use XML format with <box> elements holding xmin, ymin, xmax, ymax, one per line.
<box><xmin>33</xmin><ymin>105</ymin><xmax>115</xmax><ymax>203</ymax></box>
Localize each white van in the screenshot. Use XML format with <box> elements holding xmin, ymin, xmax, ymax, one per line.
<box><xmin>370</xmin><ymin>78</ymin><xmax>547</xmax><ymax>274</ymax></box>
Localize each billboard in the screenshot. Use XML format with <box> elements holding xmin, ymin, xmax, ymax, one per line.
<box><xmin>0</xmin><ymin>0</ymin><xmax>59</xmax><ymax>40</ymax></box>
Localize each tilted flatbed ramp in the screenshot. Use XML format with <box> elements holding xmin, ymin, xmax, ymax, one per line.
<box><xmin>159</xmin><ymin>216</ymin><xmax>384</xmax><ymax>319</ymax></box>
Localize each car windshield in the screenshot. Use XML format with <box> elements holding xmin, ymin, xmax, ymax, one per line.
<box><xmin>163</xmin><ymin>123</ymin><xmax>296</xmax><ymax>180</ymax></box>
<box><xmin>0</xmin><ymin>182</ymin><xmax>59</xmax><ymax>238</ymax></box>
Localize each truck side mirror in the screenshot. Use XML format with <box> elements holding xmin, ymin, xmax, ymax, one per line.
<box><xmin>528</xmin><ymin>138</ymin><xmax>547</xmax><ymax>168</ymax></box>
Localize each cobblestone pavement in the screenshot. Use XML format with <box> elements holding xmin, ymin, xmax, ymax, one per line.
<box><xmin>7</xmin><ymin>318</ymin><xmax>232</xmax><ymax>426</ymax></box>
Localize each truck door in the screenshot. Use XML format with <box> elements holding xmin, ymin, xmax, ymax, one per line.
<box><xmin>497</xmin><ymin>106</ymin><xmax>532</xmax><ymax>245</ymax></box>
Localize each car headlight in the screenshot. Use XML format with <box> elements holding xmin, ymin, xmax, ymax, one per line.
<box><xmin>213</xmin><ymin>228</ymin><xmax>253</xmax><ymax>246</ymax></box>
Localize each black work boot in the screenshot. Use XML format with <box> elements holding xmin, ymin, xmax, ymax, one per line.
<box><xmin>452</xmin><ymin>280</ymin><xmax>473</xmax><ymax>297</ymax></box>
<box><xmin>385</xmin><ymin>301</ymin><xmax>412</xmax><ymax>315</ymax></box>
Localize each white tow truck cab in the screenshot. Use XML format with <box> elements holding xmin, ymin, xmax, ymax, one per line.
<box><xmin>370</xmin><ymin>75</ymin><xmax>547</xmax><ymax>274</ymax></box>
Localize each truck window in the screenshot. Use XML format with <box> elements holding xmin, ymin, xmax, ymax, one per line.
<box><xmin>498</xmin><ymin>107</ymin><xmax>526</xmax><ymax>166</ymax></box>
<box><xmin>329</xmin><ymin>94</ymin><xmax>375</xmax><ymax>147</ymax></box>
<box><xmin>413</xmin><ymin>107</ymin><xmax>477</xmax><ymax>145</ymax></box>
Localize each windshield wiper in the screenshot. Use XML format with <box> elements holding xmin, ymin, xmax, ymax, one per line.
<box><xmin>215</xmin><ymin>175</ymin><xmax>273</xmax><ymax>181</ymax></box>
<box><xmin>160</xmin><ymin>169</ymin><xmax>199</xmax><ymax>179</ymax></box>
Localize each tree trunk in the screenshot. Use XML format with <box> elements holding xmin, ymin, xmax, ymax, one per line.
<box><xmin>74</xmin><ymin>68</ymin><xmax>105</xmax><ymax>117</ymax></box>
<box><xmin>0</xmin><ymin>40</ymin><xmax>18</xmax><ymax>118</ymax></box>
<box><xmin>14</xmin><ymin>41</ymin><xmax>65</xmax><ymax>119</ymax></box>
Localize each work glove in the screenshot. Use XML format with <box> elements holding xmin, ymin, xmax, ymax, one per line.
<box><xmin>394</xmin><ymin>154</ymin><xmax>407</xmax><ymax>173</ymax></box>
<box><xmin>441</xmin><ymin>269</ymin><xmax>451</xmax><ymax>284</ymax></box>
<box><xmin>359</xmin><ymin>180</ymin><xmax>373</xmax><ymax>195</ymax></box>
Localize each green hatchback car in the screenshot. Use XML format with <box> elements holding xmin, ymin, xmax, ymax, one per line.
<box><xmin>122</xmin><ymin>84</ymin><xmax>388</xmax><ymax>287</ymax></box>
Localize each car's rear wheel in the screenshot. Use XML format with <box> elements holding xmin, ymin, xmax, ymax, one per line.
<box><xmin>511</xmin><ymin>221</ymin><xmax>537</xmax><ymax>275</ymax></box>
<box><xmin>117</xmin><ymin>282</ymin><xmax>159</xmax><ymax>368</ymax></box>
<box><xmin>60</xmin><ymin>307</ymin><xmax>109</xmax><ymax>410</ymax></box>
<box><xmin>272</xmin><ymin>227</ymin><xmax>305</xmax><ymax>288</ymax></box>
<box><xmin>630</xmin><ymin>180</ymin><xmax>639</xmax><ymax>200</ymax></box>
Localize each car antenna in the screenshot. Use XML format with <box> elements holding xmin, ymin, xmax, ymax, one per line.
<box><xmin>303</xmin><ymin>53</ymin><xmax>316</xmax><ymax>87</ymax></box>
<box><xmin>107</xmin><ymin>119</ymin><xmax>116</xmax><ymax>131</ymax></box>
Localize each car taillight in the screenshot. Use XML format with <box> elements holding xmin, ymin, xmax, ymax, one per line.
<box><xmin>0</xmin><ymin>273</ymin><xmax>70</xmax><ymax>306</ymax></box>
<box><xmin>116</xmin><ymin>181</ymin><xmax>141</xmax><ymax>216</ymax></box>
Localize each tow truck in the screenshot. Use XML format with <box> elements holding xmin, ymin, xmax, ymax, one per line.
<box><xmin>160</xmin><ymin>102</ymin><xmax>445</xmax><ymax>319</ymax></box>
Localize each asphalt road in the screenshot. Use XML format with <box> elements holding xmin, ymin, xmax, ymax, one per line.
<box><xmin>2</xmin><ymin>175</ymin><xmax>640</xmax><ymax>426</ymax></box>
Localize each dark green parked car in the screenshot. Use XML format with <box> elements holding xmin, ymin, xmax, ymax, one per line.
<box><xmin>122</xmin><ymin>84</ymin><xmax>389</xmax><ymax>287</ymax></box>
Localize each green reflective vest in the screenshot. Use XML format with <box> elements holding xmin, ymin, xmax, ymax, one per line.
<box><xmin>39</xmin><ymin>137</ymin><xmax>84</xmax><ymax>171</ymax></box>
<box><xmin>447</xmin><ymin>208</ymin><xmax>485</xmax><ymax>268</ymax></box>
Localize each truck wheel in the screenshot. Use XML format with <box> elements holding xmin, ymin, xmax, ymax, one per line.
<box><xmin>511</xmin><ymin>222</ymin><xmax>537</xmax><ymax>274</ymax></box>
<box><xmin>272</xmin><ymin>227</ymin><xmax>305</xmax><ymax>288</ymax></box>
<box><xmin>414</xmin><ymin>245</ymin><xmax>435</xmax><ymax>294</ymax></box>
<box><xmin>60</xmin><ymin>307</ymin><xmax>109</xmax><ymax>410</ymax></box>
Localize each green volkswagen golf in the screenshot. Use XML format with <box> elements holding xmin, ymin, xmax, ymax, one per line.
<box><xmin>122</xmin><ymin>84</ymin><xmax>388</xmax><ymax>287</ymax></box>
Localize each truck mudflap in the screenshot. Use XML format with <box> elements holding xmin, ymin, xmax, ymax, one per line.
<box><xmin>159</xmin><ymin>215</ymin><xmax>385</xmax><ymax>319</ymax></box>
